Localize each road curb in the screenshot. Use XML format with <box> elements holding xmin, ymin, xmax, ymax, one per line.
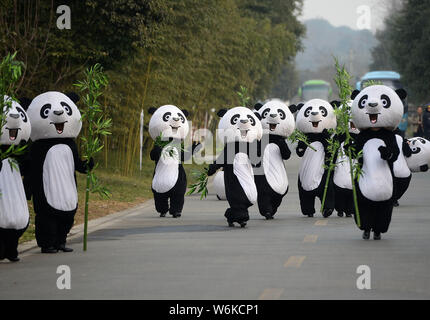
<box><xmin>18</xmin><ymin>199</ymin><xmax>154</xmax><ymax>254</ymax></box>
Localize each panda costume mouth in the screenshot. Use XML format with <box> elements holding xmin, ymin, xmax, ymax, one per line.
<box><xmin>366</xmin><ymin>113</ymin><xmax>380</xmax><ymax>124</ymax></box>
<box><xmin>268</xmin><ymin>123</ymin><xmax>279</xmax><ymax>131</ymax></box>
<box><xmin>50</xmin><ymin>121</ymin><xmax>68</xmax><ymax>134</ymax></box>
<box><xmin>310</xmin><ymin>120</ymin><xmax>321</xmax><ymax>128</ymax></box>
<box><xmin>239</xmin><ymin>129</ymin><xmax>249</xmax><ymax>138</ymax></box>
<box><xmin>170</xmin><ymin>125</ymin><xmax>181</xmax><ymax>134</ymax></box>
<box><xmin>6</xmin><ymin>128</ymin><xmax>20</xmax><ymax>141</ymax></box>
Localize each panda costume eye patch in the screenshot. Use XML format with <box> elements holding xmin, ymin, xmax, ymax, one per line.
<box><xmin>16</xmin><ymin>106</ymin><xmax>28</xmax><ymax>122</ymax></box>
<box><xmin>319</xmin><ymin>106</ymin><xmax>328</xmax><ymax>117</ymax></box>
<box><xmin>61</xmin><ymin>102</ymin><xmax>73</xmax><ymax>115</ymax></box>
<box><xmin>304</xmin><ymin>107</ymin><xmax>313</xmax><ymax>117</ymax></box>
<box><xmin>261</xmin><ymin>108</ymin><xmax>271</xmax><ymax>119</ymax></box>
<box><xmin>358</xmin><ymin>95</ymin><xmax>368</xmax><ymax>109</ymax></box>
<box><xmin>277</xmin><ymin>109</ymin><xmax>286</xmax><ymax>120</ymax></box>
<box><xmin>162</xmin><ymin>112</ymin><xmax>172</xmax><ymax>122</ymax></box>
<box><xmin>247</xmin><ymin>115</ymin><xmax>256</xmax><ymax>126</ymax></box>
<box><xmin>40</xmin><ymin>104</ymin><xmax>52</xmax><ymax>119</ymax></box>
<box><xmin>381</xmin><ymin>94</ymin><xmax>391</xmax><ymax>108</ymax></box>
<box><xmin>231</xmin><ymin>114</ymin><xmax>240</xmax><ymax>125</ymax></box>
<box><xmin>178</xmin><ymin>113</ymin><xmax>185</xmax><ymax>123</ymax></box>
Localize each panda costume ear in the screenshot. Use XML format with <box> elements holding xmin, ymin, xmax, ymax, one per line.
<box><xmin>65</xmin><ymin>92</ymin><xmax>80</xmax><ymax>103</ymax></box>
<box><xmin>148</xmin><ymin>107</ymin><xmax>157</xmax><ymax>115</ymax></box>
<box><xmin>254</xmin><ymin>102</ymin><xmax>263</xmax><ymax>111</ymax></box>
<box><xmin>351</xmin><ymin>90</ymin><xmax>360</xmax><ymax>100</ymax></box>
<box><xmin>254</xmin><ymin>112</ymin><xmax>261</xmax><ymax>120</ymax></box>
<box><xmin>217</xmin><ymin>109</ymin><xmax>228</xmax><ymax>117</ymax></box>
<box><xmin>288</xmin><ymin>104</ymin><xmax>298</xmax><ymax>113</ymax></box>
<box><xmin>292</xmin><ymin>103</ymin><xmax>304</xmax><ymax>112</ymax></box>
<box><xmin>396</xmin><ymin>88</ymin><xmax>407</xmax><ymax>100</ymax></box>
<box><xmin>330</xmin><ymin>100</ymin><xmax>341</xmax><ymax>109</ymax></box>
<box><xmin>18</xmin><ymin>97</ymin><xmax>32</xmax><ymax>111</ymax></box>
<box><xmin>181</xmin><ymin>109</ymin><xmax>189</xmax><ymax>117</ymax></box>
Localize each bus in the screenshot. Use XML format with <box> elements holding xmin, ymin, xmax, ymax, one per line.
<box><xmin>299</xmin><ymin>80</ymin><xmax>332</xmax><ymax>101</ymax></box>
<box><xmin>356</xmin><ymin>71</ymin><xmax>408</xmax><ymax>135</ymax></box>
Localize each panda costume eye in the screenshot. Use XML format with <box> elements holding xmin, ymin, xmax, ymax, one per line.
<box><xmin>358</xmin><ymin>95</ymin><xmax>368</xmax><ymax>109</ymax></box>
<box><xmin>40</xmin><ymin>104</ymin><xmax>52</xmax><ymax>119</ymax></box>
<box><xmin>277</xmin><ymin>109</ymin><xmax>286</xmax><ymax>120</ymax></box>
<box><xmin>304</xmin><ymin>107</ymin><xmax>312</xmax><ymax>117</ymax></box>
<box><xmin>16</xmin><ymin>106</ymin><xmax>28</xmax><ymax>122</ymax></box>
<box><xmin>162</xmin><ymin>112</ymin><xmax>172</xmax><ymax>122</ymax></box>
<box><xmin>261</xmin><ymin>108</ymin><xmax>270</xmax><ymax>119</ymax></box>
<box><xmin>231</xmin><ymin>114</ymin><xmax>240</xmax><ymax>125</ymax></box>
<box><xmin>419</xmin><ymin>138</ymin><xmax>426</xmax><ymax>144</ymax></box>
<box><xmin>247</xmin><ymin>115</ymin><xmax>256</xmax><ymax>126</ymax></box>
<box><xmin>319</xmin><ymin>106</ymin><xmax>328</xmax><ymax>117</ymax></box>
<box><xmin>61</xmin><ymin>102</ymin><xmax>73</xmax><ymax>116</ymax></box>
<box><xmin>381</xmin><ymin>94</ymin><xmax>391</xmax><ymax>108</ymax></box>
<box><xmin>178</xmin><ymin>113</ymin><xmax>185</xmax><ymax>123</ymax></box>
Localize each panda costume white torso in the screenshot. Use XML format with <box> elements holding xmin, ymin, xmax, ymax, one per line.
<box><xmin>148</xmin><ymin>105</ymin><xmax>199</xmax><ymax>218</ymax></box>
<box><xmin>333</xmin><ymin>102</ymin><xmax>360</xmax><ymax>217</ymax></box>
<box><xmin>253</xmin><ymin>100</ymin><xmax>296</xmax><ymax>219</ymax></box>
<box><xmin>0</xmin><ymin>97</ymin><xmax>31</xmax><ymax>262</ymax></box>
<box><xmin>22</xmin><ymin>91</ymin><xmax>91</xmax><ymax>253</ymax></box>
<box><xmin>350</xmin><ymin>85</ymin><xmax>406</xmax><ymax>239</ymax></box>
<box><xmin>391</xmin><ymin>130</ymin><xmax>413</xmax><ymax>205</ymax></box>
<box><xmin>207</xmin><ymin>107</ymin><xmax>262</xmax><ymax>227</ymax></box>
<box><xmin>293</xmin><ymin>99</ymin><xmax>337</xmax><ymax>217</ymax></box>
<box><xmin>213</xmin><ymin>170</ymin><xmax>226</xmax><ymax>200</ymax></box>
<box><xmin>406</xmin><ymin>137</ymin><xmax>430</xmax><ymax>172</ymax></box>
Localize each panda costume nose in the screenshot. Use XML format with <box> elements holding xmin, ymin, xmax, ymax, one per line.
<box><xmin>172</xmin><ymin>117</ymin><xmax>180</xmax><ymax>121</ymax></box>
<box><xmin>9</xmin><ymin>113</ymin><xmax>20</xmax><ymax>119</ymax></box>
<box><xmin>311</xmin><ymin>111</ymin><xmax>319</xmax><ymax>116</ymax></box>
<box><xmin>53</xmin><ymin>110</ymin><xmax>64</xmax><ymax>116</ymax></box>
<box><xmin>369</xmin><ymin>102</ymin><xmax>378</xmax><ymax>108</ymax></box>
<box><xmin>240</xmin><ymin>119</ymin><xmax>249</xmax><ymax>124</ymax></box>
<box><xmin>270</xmin><ymin>113</ymin><xmax>277</xmax><ymax>118</ymax></box>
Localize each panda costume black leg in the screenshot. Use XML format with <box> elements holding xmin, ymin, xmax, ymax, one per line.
<box><xmin>22</xmin><ymin>91</ymin><xmax>92</xmax><ymax>253</ymax></box>
<box><xmin>350</xmin><ymin>86</ymin><xmax>407</xmax><ymax>240</ymax></box>
<box><xmin>253</xmin><ymin>101</ymin><xmax>296</xmax><ymax>220</ymax></box>
<box><xmin>0</xmin><ymin>98</ymin><xmax>31</xmax><ymax>262</ymax></box>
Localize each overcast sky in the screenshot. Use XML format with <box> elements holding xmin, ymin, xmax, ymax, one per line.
<box><xmin>299</xmin><ymin>0</ymin><xmax>393</xmax><ymax>32</ymax></box>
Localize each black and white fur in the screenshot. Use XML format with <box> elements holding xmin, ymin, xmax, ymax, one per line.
<box><xmin>207</xmin><ymin>107</ymin><xmax>262</xmax><ymax>227</ymax></box>
<box><xmin>292</xmin><ymin>99</ymin><xmax>337</xmax><ymax>218</ymax></box>
<box><xmin>406</xmin><ymin>137</ymin><xmax>430</xmax><ymax>172</ymax></box>
<box><xmin>22</xmin><ymin>91</ymin><xmax>92</xmax><ymax>253</ymax></box>
<box><xmin>148</xmin><ymin>105</ymin><xmax>199</xmax><ymax>218</ymax></box>
<box><xmin>0</xmin><ymin>97</ymin><xmax>31</xmax><ymax>262</ymax></box>
<box><xmin>213</xmin><ymin>170</ymin><xmax>226</xmax><ymax>200</ymax></box>
<box><xmin>350</xmin><ymin>85</ymin><xmax>407</xmax><ymax>240</ymax></box>
<box><xmin>253</xmin><ymin>100</ymin><xmax>296</xmax><ymax>219</ymax></box>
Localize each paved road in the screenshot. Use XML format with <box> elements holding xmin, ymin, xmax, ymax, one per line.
<box><xmin>1</xmin><ymin>156</ymin><xmax>430</xmax><ymax>300</ymax></box>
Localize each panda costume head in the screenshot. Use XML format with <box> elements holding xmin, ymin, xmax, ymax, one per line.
<box><xmin>1</xmin><ymin>96</ymin><xmax>31</xmax><ymax>145</ymax></box>
<box><xmin>148</xmin><ymin>105</ymin><xmax>189</xmax><ymax>141</ymax></box>
<box><xmin>406</xmin><ymin>137</ymin><xmax>430</xmax><ymax>172</ymax></box>
<box><xmin>216</xmin><ymin>107</ymin><xmax>262</xmax><ymax>143</ymax></box>
<box><xmin>255</xmin><ymin>99</ymin><xmax>296</xmax><ymax>137</ymax></box>
<box><xmin>350</xmin><ymin>85</ymin><xmax>406</xmax><ymax>131</ymax></box>
<box><xmin>23</xmin><ymin>91</ymin><xmax>81</xmax><ymax>141</ymax></box>
<box><xmin>295</xmin><ymin>99</ymin><xmax>337</xmax><ymax>133</ymax></box>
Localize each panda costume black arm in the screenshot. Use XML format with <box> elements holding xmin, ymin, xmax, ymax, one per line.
<box><xmin>69</xmin><ymin>140</ymin><xmax>94</xmax><ymax>173</ymax></box>
<box><xmin>269</xmin><ymin>134</ymin><xmax>291</xmax><ymax>160</ymax></box>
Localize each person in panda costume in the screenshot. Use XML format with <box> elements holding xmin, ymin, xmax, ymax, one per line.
<box><xmin>0</xmin><ymin>97</ymin><xmax>31</xmax><ymax>262</ymax></box>
<box><xmin>391</xmin><ymin>128</ymin><xmax>413</xmax><ymax>207</ymax></box>
<box><xmin>148</xmin><ymin>105</ymin><xmax>200</xmax><ymax>218</ymax></box>
<box><xmin>213</xmin><ymin>170</ymin><xmax>226</xmax><ymax>200</ymax></box>
<box><xmin>292</xmin><ymin>99</ymin><xmax>337</xmax><ymax>218</ymax></box>
<box><xmin>253</xmin><ymin>100</ymin><xmax>296</xmax><ymax>220</ymax></box>
<box><xmin>350</xmin><ymin>85</ymin><xmax>406</xmax><ymax>240</ymax></box>
<box><xmin>207</xmin><ymin>107</ymin><xmax>262</xmax><ymax>227</ymax></box>
<box><xmin>406</xmin><ymin>137</ymin><xmax>430</xmax><ymax>172</ymax></box>
<box><xmin>333</xmin><ymin>103</ymin><xmax>360</xmax><ymax>218</ymax></box>
<box><xmin>22</xmin><ymin>91</ymin><xmax>93</xmax><ymax>253</ymax></box>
